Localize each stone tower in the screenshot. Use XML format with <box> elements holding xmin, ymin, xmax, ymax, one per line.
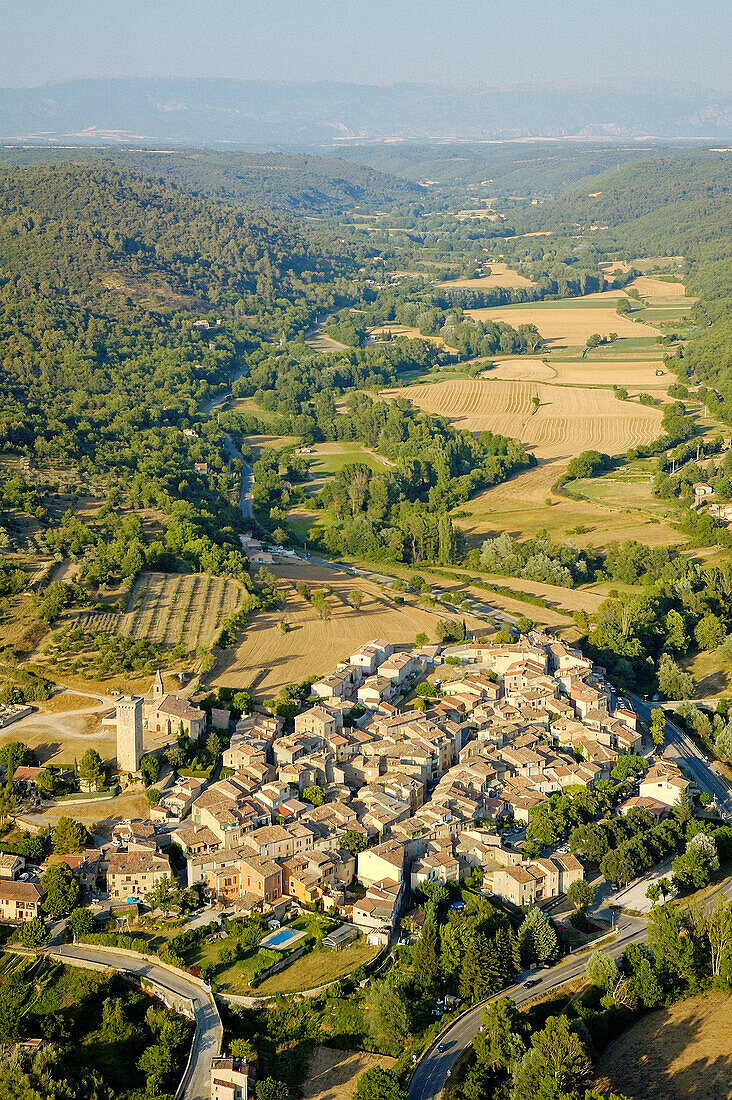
<box><xmin>152</xmin><ymin>669</ymin><xmax>164</xmax><ymax>698</ymax></box>
<box><xmin>116</xmin><ymin>695</ymin><xmax>143</xmax><ymax>774</ymax></box>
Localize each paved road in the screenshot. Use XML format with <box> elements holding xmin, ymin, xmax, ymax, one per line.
<box><xmin>630</xmin><ymin>693</ymin><xmax>732</xmax><ymax>818</ymax></box>
<box><xmin>48</xmin><ymin>944</ymin><xmax>222</xmax><ymax>1100</ymax></box>
<box><xmin>409</xmin><ymin>916</ymin><xmax>646</xmax><ymax>1100</ymax></box>
<box><xmin>202</xmin><ymin>385</ymin><xmax>253</xmax><ymax>519</ymax></box>
<box><xmin>221</xmin><ymin>433</ymin><xmax>253</xmax><ymax>519</ymax></box>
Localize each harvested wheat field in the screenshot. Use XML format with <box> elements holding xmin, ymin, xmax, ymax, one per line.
<box><xmin>386</xmin><ymin>378</ymin><xmax>663</xmax><ymax>457</ymax></box>
<box><xmin>370</xmin><ymin>323</ymin><xmax>458</xmax><ymax>353</ymax></box>
<box><xmin>599</xmin><ymin>260</ymin><xmax>632</xmax><ymax>275</ymax></box>
<box><xmin>436</xmin><ymin>263</ymin><xmax>534</xmax><ymax>290</ymax></box>
<box><xmin>627</xmin><ymin>274</ymin><xmax>689</xmax><ymax>299</ymax></box>
<box><xmin>383</xmin><ymin>375</ymin><xmax>674</xmax><ymax>549</ymax></box>
<box><xmin>213</xmin><ymin>570</ymin><xmax>487</xmax><ymax>694</ymax></box>
<box><xmin>475</xmin><ymin>574</ymin><xmax>605</xmax><ymax>614</ymax></box>
<box><xmin>466</xmin><ymin>300</ymin><xmax>659</xmax><ymax>346</ymax></box>
<box><xmin>486</xmin><ymin>357</ymin><xmax>669</xmax><ymax>388</ymax></box>
<box><xmin>458</xmin><ymin>456</ymin><xmax>686</xmax><ymax>550</ymax></box>
<box><xmin>303</xmin><ymin>1048</ymin><xmax>396</xmax><ymax>1100</ymax></box>
<box><xmin>594</xmin><ymin>993</ymin><xmax>732</xmax><ymax>1100</ymax></box>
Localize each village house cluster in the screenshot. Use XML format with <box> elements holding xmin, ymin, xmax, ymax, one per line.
<box><xmin>93</xmin><ymin>632</ymin><xmax>686</xmax><ymax>939</ymax></box>
<box><xmin>0</xmin><ymin>633</ymin><xmax>692</xmax><ymax>933</ymax></box>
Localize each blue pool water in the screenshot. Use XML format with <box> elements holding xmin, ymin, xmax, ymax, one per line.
<box><xmin>266</xmin><ymin>928</ymin><xmax>299</xmax><ymax>948</ymax></box>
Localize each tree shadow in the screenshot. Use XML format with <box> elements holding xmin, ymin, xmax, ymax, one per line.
<box><xmin>595</xmin><ymin>993</ymin><xmax>732</xmax><ymax>1100</ymax></box>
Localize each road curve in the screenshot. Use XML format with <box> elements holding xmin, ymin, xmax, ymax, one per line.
<box><xmin>409</xmin><ymin>916</ymin><xmax>646</xmax><ymax>1100</ymax></box>
<box><xmin>47</xmin><ymin>944</ymin><xmax>222</xmax><ymax>1100</ymax></box>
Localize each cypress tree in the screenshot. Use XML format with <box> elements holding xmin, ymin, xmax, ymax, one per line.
<box><xmin>413</xmin><ymin>915</ymin><xmax>440</xmax><ymax>991</ymax></box>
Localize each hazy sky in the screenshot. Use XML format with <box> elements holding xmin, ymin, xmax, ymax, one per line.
<box><xmin>2</xmin><ymin>0</ymin><xmax>730</xmax><ymax>92</ymax></box>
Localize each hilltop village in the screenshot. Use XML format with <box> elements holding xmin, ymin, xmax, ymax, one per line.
<box><xmin>38</xmin><ymin>632</ymin><xmax>684</xmax><ymax>942</ymax></box>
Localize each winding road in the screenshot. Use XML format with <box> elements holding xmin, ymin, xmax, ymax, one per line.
<box><xmin>46</xmin><ymin>943</ymin><xmax>222</xmax><ymax>1100</ymax></box>
<box><xmin>409</xmin><ymin>915</ymin><xmax>645</xmax><ymax>1100</ymax></box>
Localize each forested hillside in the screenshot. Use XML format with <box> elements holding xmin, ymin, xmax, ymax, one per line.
<box><xmin>0</xmin><ymin>163</ymin><xmax>357</xmax><ymax>585</ymax></box>
<box><xmin>0</xmin><ymin>148</ymin><xmax>422</xmax><ymax>214</ymax></box>
<box><xmin>517</xmin><ymin>156</ymin><xmax>732</xmax><ymax>410</ymax></box>
<box><xmin>0</xmin><ymin>161</ymin><xmax>534</xmax><ymax>633</ymax></box>
<box><xmin>338</xmin><ymin>141</ymin><xmax>698</xmax><ymax>198</ymax></box>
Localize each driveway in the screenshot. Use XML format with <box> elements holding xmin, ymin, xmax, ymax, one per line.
<box><xmin>607</xmin><ymin>857</ymin><xmax>675</xmax><ymax>915</ymax></box>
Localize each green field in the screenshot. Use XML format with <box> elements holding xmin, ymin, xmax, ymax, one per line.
<box><xmin>251</xmin><ymin>939</ymin><xmax>379</xmax><ymax>996</ymax></box>
<box><xmin>307</xmin><ymin>445</ymin><xmax>391</xmax><ymax>476</ymax></box>
<box><xmin>568</xmin><ymin>472</ymin><xmax>685</xmax><ymax>530</ymax></box>
<box><xmin>546</xmin><ymin>336</ymin><xmax>661</xmax><ymax>358</ymax></box>
<box><xmin>487</xmin><ymin>296</ymin><xmax>628</xmax><ymax>312</ymax></box>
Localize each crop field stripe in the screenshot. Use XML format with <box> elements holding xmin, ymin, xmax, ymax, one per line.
<box><xmin>153</xmin><ymin>573</ymin><xmax>183</xmax><ymax>644</ymax></box>
<box><xmin>160</xmin><ymin>574</ymin><xmax>190</xmax><ymax>646</ymax></box>
<box><xmin>181</xmin><ymin>575</ymin><xmax>203</xmax><ymax>651</ymax></box>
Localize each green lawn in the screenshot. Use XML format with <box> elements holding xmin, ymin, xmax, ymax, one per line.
<box><xmin>184</xmin><ymin>914</ymin><xmax>325</xmax><ymax>992</ymax></box>
<box><xmin>187</xmin><ymin>938</ymin><xmax>263</xmax><ymax>986</ymax></box>
<box><xmin>489</xmin><ymin>297</ymin><xmax>628</xmax><ymax>311</ymax></box>
<box><xmin>285</xmin><ymin>509</ymin><xmax>320</xmax><ymax>540</ymax></box>
<box><xmin>635</xmin><ymin>306</ymin><xmax>692</xmax><ymax>322</ymax></box>
<box><xmin>250</xmin><ymin>940</ymin><xmax>379</xmax><ymax>996</ymax></box>
<box><xmin>546</xmin><ymin>336</ymin><xmax>661</xmax><ymax>358</ymax></box>
<box><xmin>568</xmin><ymin>474</ymin><xmax>683</xmax><ymax>529</ymax></box>
<box><xmin>308</xmin><ymin>446</ymin><xmax>390</xmax><ymax>476</ymax></box>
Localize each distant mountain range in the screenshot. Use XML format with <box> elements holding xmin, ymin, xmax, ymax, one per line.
<box><xmin>1</xmin><ymin>78</ymin><xmax>732</xmax><ymax>145</ymax></box>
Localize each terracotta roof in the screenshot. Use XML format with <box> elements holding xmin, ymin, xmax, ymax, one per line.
<box><xmin>0</xmin><ymin>880</ymin><xmax>44</xmax><ymax>902</ymax></box>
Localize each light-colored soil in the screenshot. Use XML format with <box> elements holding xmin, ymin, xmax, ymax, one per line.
<box><xmin>24</xmin><ymin>791</ymin><xmax>152</xmax><ymax>829</ymax></box>
<box><xmin>435</xmin><ymin>262</ymin><xmax>534</xmax><ymax>289</ymax></box>
<box><xmin>38</xmin><ymin>693</ymin><xmax>97</xmax><ymax>714</ymax></box>
<box><xmin>383</xmin><ymin>378</ymin><xmax>662</xmax><ymax>458</ymax></box>
<box><xmin>487</xmin><ymin>357</ymin><xmax>670</xmax><ymax>388</ymax></box>
<box><xmin>594</xmin><ymin>992</ymin><xmax>732</xmax><ymax>1100</ymax></box>
<box><xmin>213</xmin><ymin>569</ymin><xmax>489</xmax><ymax>694</ymax></box>
<box><xmin>0</xmin><ymin>686</ymin><xmax>173</xmax><ymax>765</ymax></box>
<box><xmin>465</xmin><ymin>301</ymin><xmax>659</xmax><ymax>346</ymax></box>
<box><xmin>370</xmin><ymin>324</ymin><xmax>458</xmax><ymax>353</ymax></box>
<box><xmin>303</xmin><ymin>1048</ymin><xmax>396</xmax><ymax>1100</ymax></box>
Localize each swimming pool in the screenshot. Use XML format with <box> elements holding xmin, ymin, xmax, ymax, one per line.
<box><xmin>260</xmin><ymin>926</ymin><xmax>307</xmax><ymax>951</ymax></box>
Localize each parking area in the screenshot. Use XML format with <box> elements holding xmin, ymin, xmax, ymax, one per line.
<box><xmin>607</xmin><ymin>857</ymin><xmax>675</xmax><ymax>914</ymax></box>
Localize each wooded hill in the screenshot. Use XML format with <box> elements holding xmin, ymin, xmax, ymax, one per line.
<box><xmin>0</xmin><ymin>148</ymin><xmax>423</xmax><ymax>214</ymax></box>
<box><xmin>514</xmin><ymin>155</ymin><xmax>732</xmax><ymax>414</ymax></box>
<box><xmin>0</xmin><ymin>163</ymin><xmax>358</xmax><ymax>580</ymax></box>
